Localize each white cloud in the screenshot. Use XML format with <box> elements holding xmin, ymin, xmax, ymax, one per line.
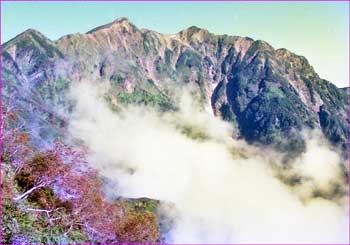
<box><xmin>68</xmin><ymin>81</ymin><xmax>349</xmax><ymax>244</ymax></box>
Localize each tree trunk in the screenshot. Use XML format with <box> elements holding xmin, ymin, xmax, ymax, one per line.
<box><xmin>13</xmin><ymin>183</ymin><xmax>46</xmax><ymax>202</ymax></box>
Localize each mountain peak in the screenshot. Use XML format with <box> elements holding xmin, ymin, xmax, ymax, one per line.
<box><xmin>178</xmin><ymin>25</ymin><xmax>209</xmax><ymax>42</ymax></box>
<box><xmin>111</xmin><ymin>17</ymin><xmax>131</xmax><ymax>25</ymax></box>
<box><xmin>87</xmin><ymin>17</ymin><xmax>137</xmax><ymax>34</ymax></box>
<box><xmin>17</xmin><ymin>28</ymin><xmax>47</xmax><ymax>40</ymax></box>
<box><xmin>182</xmin><ymin>25</ymin><xmax>207</xmax><ymax>34</ymax></box>
<box><xmin>186</xmin><ymin>25</ymin><xmax>202</xmax><ymax>32</ymax></box>
<box><xmin>23</xmin><ymin>28</ymin><xmax>40</xmax><ymax>35</ymax></box>
<box><xmin>3</xmin><ymin>28</ymin><xmax>50</xmax><ymax>49</ymax></box>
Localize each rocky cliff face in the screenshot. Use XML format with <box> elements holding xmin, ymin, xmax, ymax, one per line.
<box><xmin>2</xmin><ymin>18</ymin><xmax>349</xmax><ymax>157</ymax></box>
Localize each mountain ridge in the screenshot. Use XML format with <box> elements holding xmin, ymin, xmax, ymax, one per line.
<box><xmin>3</xmin><ymin>19</ymin><xmax>346</xmax><ymax>90</ymax></box>
<box><xmin>2</xmin><ymin>18</ymin><xmax>349</xmax><ymax>157</ymax></box>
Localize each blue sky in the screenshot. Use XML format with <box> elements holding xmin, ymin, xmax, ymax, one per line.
<box><xmin>1</xmin><ymin>2</ymin><xmax>349</xmax><ymax>87</ymax></box>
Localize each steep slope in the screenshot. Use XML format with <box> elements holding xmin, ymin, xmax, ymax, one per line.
<box><xmin>2</xmin><ymin>18</ymin><xmax>349</xmax><ymax>156</ymax></box>
<box><xmin>2</xmin><ymin>29</ymin><xmax>68</xmax><ymax>146</ymax></box>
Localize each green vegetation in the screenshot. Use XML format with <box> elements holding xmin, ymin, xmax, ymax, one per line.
<box><xmin>165</xmin><ymin>49</ymin><xmax>173</xmax><ymax>65</ymax></box>
<box><xmin>34</xmin><ymin>79</ymin><xmax>70</xmax><ymax>116</ymax></box>
<box><xmin>2</xmin><ymin>162</ymin><xmax>90</xmax><ymax>244</ymax></box>
<box><xmin>178</xmin><ymin>124</ymin><xmax>210</xmax><ymax>142</ymax></box>
<box><xmin>29</xmin><ymin>31</ymin><xmax>63</xmax><ymax>58</ymax></box>
<box><xmin>143</xmin><ymin>32</ymin><xmax>159</xmax><ymax>55</ymax></box>
<box><xmin>175</xmin><ymin>50</ymin><xmax>202</xmax><ymax>69</ymax></box>
<box><xmin>315</xmin><ymin>79</ymin><xmax>348</xmax><ymax>109</ymax></box>
<box><xmin>265</xmin><ymin>84</ymin><xmax>285</xmax><ymax>99</ymax></box>
<box><xmin>110</xmin><ymin>74</ymin><xmax>125</xmax><ymax>87</ymax></box>
<box><xmin>117</xmin><ymin>89</ymin><xmax>175</xmax><ymax>111</ymax></box>
<box><xmin>127</xmin><ymin>198</ymin><xmax>159</xmax><ymax>213</ymax></box>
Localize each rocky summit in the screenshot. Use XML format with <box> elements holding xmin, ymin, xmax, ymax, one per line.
<box><xmin>2</xmin><ymin>17</ymin><xmax>349</xmax><ymax>157</ymax></box>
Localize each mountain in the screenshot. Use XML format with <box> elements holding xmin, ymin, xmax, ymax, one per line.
<box><xmin>2</xmin><ymin>17</ymin><xmax>349</xmax><ymax>157</ymax></box>
<box><xmin>2</xmin><ymin>17</ymin><xmax>349</xmax><ymax>244</ymax></box>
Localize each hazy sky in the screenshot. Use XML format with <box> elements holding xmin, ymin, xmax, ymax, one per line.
<box><xmin>2</xmin><ymin>2</ymin><xmax>349</xmax><ymax>87</ymax></box>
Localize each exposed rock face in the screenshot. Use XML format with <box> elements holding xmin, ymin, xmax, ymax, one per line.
<box><xmin>2</xmin><ymin>18</ymin><xmax>349</xmax><ymax>156</ymax></box>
